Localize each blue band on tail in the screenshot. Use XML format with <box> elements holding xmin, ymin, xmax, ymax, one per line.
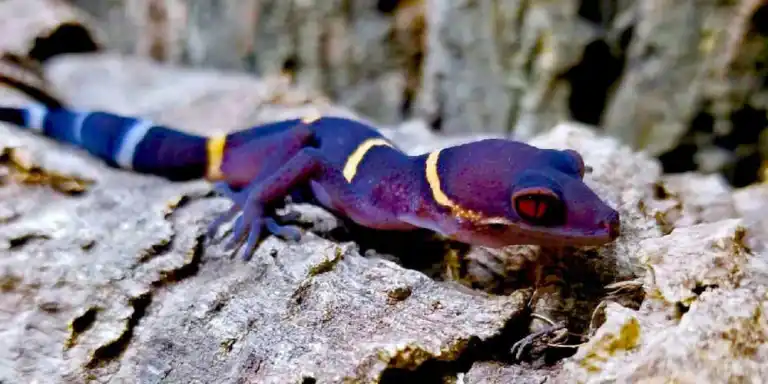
<box><xmin>131</xmin><ymin>125</ymin><xmax>208</xmax><ymax>180</ymax></box>
<box><xmin>0</xmin><ymin>105</ymin><xmax>209</xmax><ymax>180</ymax></box>
<box><xmin>67</xmin><ymin>111</ymin><xmax>148</xmax><ymax>167</ymax></box>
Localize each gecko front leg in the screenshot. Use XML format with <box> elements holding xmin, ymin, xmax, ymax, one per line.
<box><xmin>224</xmin><ymin>145</ymin><xmax>420</xmax><ymax>260</ymax></box>
<box><xmin>225</xmin><ymin>147</ymin><xmax>332</xmax><ymax>260</ymax></box>
<box><xmin>206</xmin><ymin>182</ymin><xmax>301</xmax><ymax>240</ymax></box>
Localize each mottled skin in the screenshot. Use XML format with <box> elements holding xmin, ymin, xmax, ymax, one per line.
<box><xmin>0</xmin><ymin>105</ymin><xmax>620</xmax><ymax>260</ymax></box>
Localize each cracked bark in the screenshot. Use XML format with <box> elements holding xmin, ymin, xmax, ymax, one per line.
<box><xmin>0</xmin><ymin>51</ymin><xmax>541</xmax><ymax>382</ymax></box>
<box><xmin>2</xmin><ymin>3</ymin><xmax>768</xmax><ymax>382</ymax></box>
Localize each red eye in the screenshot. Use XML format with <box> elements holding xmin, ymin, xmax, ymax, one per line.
<box><xmin>512</xmin><ymin>188</ymin><xmax>563</xmax><ymax>225</ymax></box>
<box><xmin>517</xmin><ymin>196</ymin><xmax>549</xmax><ymax>219</ymax></box>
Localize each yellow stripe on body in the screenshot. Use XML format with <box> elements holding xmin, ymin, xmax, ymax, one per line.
<box><xmin>205</xmin><ymin>135</ymin><xmax>227</xmax><ymax>180</ymax></box>
<box><xmin>204</xmin><ymin>112</ymin><xmax>318</xmax><ymax>182</ymax></box>
<box><xmin>425</xmin><ymin>149</ymin><xmax>457</xmax><ymax>207</ymax></box>
<box><xmin>425</xmin><ymin>149</ymin><xmax>498</xmax><ymax>223</ymax></box>
<box><xmin>342</xmin><ymin>138</ymin><xmax>393</xmax><ymax>183</ymax></box>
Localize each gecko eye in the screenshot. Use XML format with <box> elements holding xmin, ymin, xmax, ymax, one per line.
<box><xmin>512</xmin><ymin>187</ymin><xmax>564</xmax><ymax>226</ymax></box>
<box><xmin>563</xmin><ymin>149</ymin><xmax>587</xmax><ymax>178</ymax></box>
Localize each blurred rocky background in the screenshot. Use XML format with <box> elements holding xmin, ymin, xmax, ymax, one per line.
<box><xmin>52</xmin><ymin>0</ymin><xmax>768</xmax><ymax>187</ymax></box>
<box><xmin>2</xmin><ymin>0</ymin><xmax>768</xmax><ymax>383</ymax></box>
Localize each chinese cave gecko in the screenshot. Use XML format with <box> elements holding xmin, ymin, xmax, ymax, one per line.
<box><xmin>0</xmin><ymin>104</ymin><xmax>620</xmax><ymax>260</ymax></box>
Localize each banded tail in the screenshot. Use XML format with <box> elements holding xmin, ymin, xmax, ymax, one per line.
<box><xmin>0</xmin><ymin>105</ymin><xmax>214</xmax><ymax>181</ymax></box>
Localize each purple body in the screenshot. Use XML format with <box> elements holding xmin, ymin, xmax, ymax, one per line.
<box><xmin>0</xmin><ymin>105</ymin><xmax>620</xmax><ymax>260</ymax></box>
<box><xmin>213</xmin><ymin>117</ymin><xmax>620</xmax><ymax>258</ymax></box>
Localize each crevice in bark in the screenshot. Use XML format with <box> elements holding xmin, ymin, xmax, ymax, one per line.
<box><xmin>85</xmin><ymin>292</ymin><xmax>151</xmax><ymax>368</ymax></box>
<box><xmin>565</xmin><ymin>40</ymin><xmax>624</xmax><ymax>126</ymax></box>
<box><xmin>28</xmin><ymin>23</ymin><xmax>100</xmax><ymax>64</ymax></box>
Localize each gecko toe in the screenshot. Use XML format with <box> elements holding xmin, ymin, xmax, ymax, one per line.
<box><xmin>206</xmin><ymin>205</ymin><xmax>239</xmax><ymax>240</ymax></box>
<box><xmin>225</xmin><ymin>215</ymin><xmax>247</xmax><ymax>250</ymax></box>
<box><xmin>241</xmin><ymin>224</ymin><xmax>263</xmax><ymax>261</ymax></box>
<box><xmin>265</xmin><ymin>218</ymin><xmax>302</xmax><ymax>242</ymax></box>
<box><xmin>233</xmin><ymin>202</ymin><xmax>266</xmax><ymax>260</ymax></box>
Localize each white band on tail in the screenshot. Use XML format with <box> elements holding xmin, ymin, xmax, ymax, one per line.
<box><xmin>114</xmin><ymin>119</ymin><xmax>154</xmax><ymax>169</ymax></box>
<box><xmin>24</xmin><ymin>104</ymin><xmax>47</xmax><ymax>132</ymax></box>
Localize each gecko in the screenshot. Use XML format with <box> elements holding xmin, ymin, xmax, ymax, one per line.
<box><xmin>0</xmin><ymin>104</ymin><xmax>620</xmax><ymax>260</ymax></box>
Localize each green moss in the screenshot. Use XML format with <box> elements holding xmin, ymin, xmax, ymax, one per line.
<box><xmin>0</xmin><ymin>274</ymin><xmax>21</xmax><ymax>292</ymax></box>
<box><xmin>308</xmin><ymin>246</ymin><xmax>344</xmax><ymax>276</ymax></box>
<box><xmin>379</xmin><ymin>339</ymin><xmax>470</xmax><ymax>371</ymax></box>
<box><xmin>721</xmin><ymin>303</ymin><xmax>767</xmax><ymax>358</ymax></box>
<box><xmin>578</xmin><ymin>317</ymin><xmax>642</xmax><ymax>373</ymax></box>
<box><xmin>605</xmin><ymin>317</ymin><xmax>641</xmax><ymax>354</ymax></box>
<box><xmin>219</xmin><ymin>338</ymin><xmax>236</xmax><ymax>354</ymax></box>
<box><xmin>387</xmin><ymin>286</ymin><xmax>413</xmax><ymax>304</ymax></box>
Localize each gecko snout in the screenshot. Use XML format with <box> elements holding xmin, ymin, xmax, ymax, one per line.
<box><xmin>601</xmin><ymin>211</ymin><xmax>621</xmax><ymax>240</ymax></box>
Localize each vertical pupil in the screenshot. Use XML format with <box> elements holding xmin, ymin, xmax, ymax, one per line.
<box><xmin>531</xmin><ymin>200</ymin><xmax>540</xmax><ymax>218</ymax></box>
<box><xmin>517</xmin><ymin>196</ymin><xmax>550</xmax><ymax>220</ymax></box>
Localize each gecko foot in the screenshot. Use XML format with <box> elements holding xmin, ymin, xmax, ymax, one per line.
<box><xmin>207</xmin><ymin>183</ymin><xmax>304</xmax><ymax>256</ymax></box>
<box><xmin>222</xmin><ymin>202</ymin><xmax>304</xmax><ymax>261</ymax></box>
<box><xmin>207</xmin><ymin>206</ymin><xmax>302</xmax><ymax>241</ymax></box>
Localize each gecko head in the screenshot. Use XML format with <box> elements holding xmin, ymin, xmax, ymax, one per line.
<box><xmin>450</xmin><ymin>149</ymin><xmax>620</xmax><ymax>248</ymax></box>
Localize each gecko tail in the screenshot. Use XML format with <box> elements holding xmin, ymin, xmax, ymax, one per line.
<box><xmin>0</xmin><ymin>105</ymin><xmax>42</xmax><ymax>129</ymax></box>
<box><xmin>0</xmin><ymin>104</ymin><xmax>211</xmax><ymax>181</ymax></box>
<box><xmin>0</xmin><ymin>104</ymin><xmax>94</xmax><ymax>147</ymax></box>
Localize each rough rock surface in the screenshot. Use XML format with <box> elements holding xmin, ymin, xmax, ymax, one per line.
<box><xmin>649</xmin><ymin>172</ymin><xmax>741</xmax><ymax>234</ymax></box>
<box><xmin>1</xmin><ymin>25</ymin><xmax>768</xmax><ymax>384</ymax></box>
<box><xmin>733</xmin><ymin>183</ymin><xmax>768</xmax><ymax>242</ymax></box>
<box><xmin>2</xmin><ymin>52</ymin><xmax>765</xmax><ymax>383</ymax></box>
<box><xmin>559</xmin><ymin>220</ymin><xmax>768</xmax><ymax>383</ymax></box>
<box><xmin>0</xmin><ymin>53</ymin><xmax>536</xmax><ymax>383</ymax></box>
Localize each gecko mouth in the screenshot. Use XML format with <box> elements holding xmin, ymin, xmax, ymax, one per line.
<box><xmin>455</xmin><ymin>210</ymin><xmax>621</xmax><ymax>249</ymax></box>
<box><xmin>506</xmin><ymin>212</ymin><xmax>621</xmax><ymax>247</ymax></box>
<box><xmin>520</xmin><ymin>228</ymin><xmax>615</xmax><ymax>247</ymax></box>
<box><xmin>603</xmin><ymin>216</ymin><xmax>621</xmax><ymax>240</ymax></box>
